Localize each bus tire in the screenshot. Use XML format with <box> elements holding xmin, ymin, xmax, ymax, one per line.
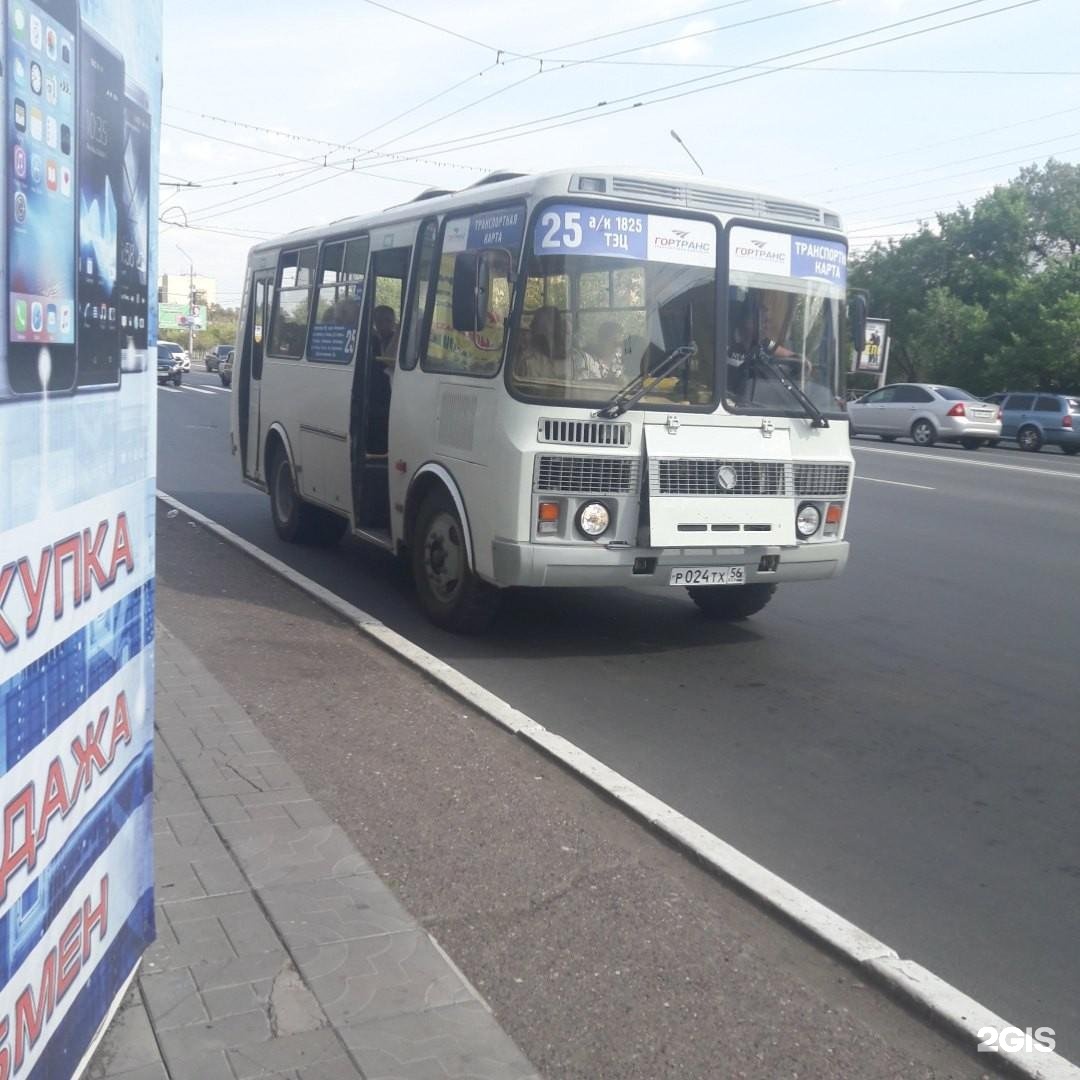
<box><xmin>412</xmin><ymin>488</ymin><xmax>499</xmax><ymax>633</ymax></box>
<box><xmin>313</xmin><ymin>509</ymin><xmax>349</xmax><ymax>546</ymax></box>
<box><xmin>268</xmin><ymin>444</ymin><xmax>321</xmax><ymax>544</ymax></box>
<box><xmin>688</xmin><ymin>583</ymin><xmax>776</xmax><ymax>620</ymax></box>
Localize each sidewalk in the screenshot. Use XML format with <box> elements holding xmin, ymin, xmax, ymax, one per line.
<box><xmin>88</xmin><ymin>628</ymin><xmax>538</xmax><ymax>1080</ymax></box>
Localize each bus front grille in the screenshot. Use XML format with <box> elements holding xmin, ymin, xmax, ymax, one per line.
<box><xmin>538</xmin><ymin>418</ymin><xmax>632</xmax><ymax>447</ymax></box>
<box><xmin>650</xmin><ymin>459</ymin><xmax>790</xmax><ymax>497</ymax></box>
<box><xmin>535</xmin><ymin>455</ymin><xmax>640</xmax><ymax>495</ymax></box>
<box><xmin>793</xmin><ymin>463</ymin><xmax>851</xmax><ymax>497</ymax></box>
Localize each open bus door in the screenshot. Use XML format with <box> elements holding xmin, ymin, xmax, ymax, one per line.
<box><xmin>240</xmin><ymin>270</ymin><xmax>273</xmax><ymax>482</ymax></box>
<box><xmin>350</xmin><ymin>244</ymin><xmax>410</xmax><ymax>530</ymax></box>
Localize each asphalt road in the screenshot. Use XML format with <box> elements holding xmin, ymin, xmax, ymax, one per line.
<box><xmin>158</xmin><ymin>370</ymin><xmax>1080</xmax><ymax>1059</ymax></box>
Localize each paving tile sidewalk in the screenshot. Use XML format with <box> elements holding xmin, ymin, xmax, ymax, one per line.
<box><xmin>88</xmin><ymin>625</ymin><xmax>538</xmax><ymax>1080</ymax></box>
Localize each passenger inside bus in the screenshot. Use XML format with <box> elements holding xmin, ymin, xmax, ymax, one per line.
<box><xmin>586</xmin><ymin>320</ymin><xmax>625</xmax><ymax>380</ymax></box>
<box><xmin>515</xmin><ymin>305</ymin><xmax>570</xmax><ymax>381</ymax></box>
<box><xmin>365</xmin><ymin>304</ymin><xmax>398</xmax><ymax>454</ymax></box>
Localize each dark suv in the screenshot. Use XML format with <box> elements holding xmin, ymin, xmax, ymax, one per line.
<box><xmin>204</xmin><ymin>344</ymin><xmax>232</xmax><ymax>373</ymax></box>
<box><xmin>985</xmin><ymin>392</ymin><xmax>1080</xmax><ymax>454</ymax></box>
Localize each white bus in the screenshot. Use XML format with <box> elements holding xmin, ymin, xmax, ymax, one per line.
<box><xmin>230</xmin><ymin>169</ymin><xmax>864</xmax><ymax>632</ymax></box>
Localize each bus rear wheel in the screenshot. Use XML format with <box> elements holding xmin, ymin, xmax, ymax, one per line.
<box><xmin>412</xmin><ymin>489</ymin><xmax>500</xmax><ymax>633</ymax></box>
<box><xmin>268</xmin><ymin>445</ymin><xmax>344</xmax><ymax>545</ymax></box>
<box><xmin>688</xmin><ymin>583</ymin><xmax>776</xmax><ymax>620</ymax></box>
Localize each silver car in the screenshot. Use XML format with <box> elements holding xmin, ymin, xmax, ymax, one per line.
<box><xmin>848</xmin><ymin>383</ymin><xmax>1002</xmax><ymax>449</ymax></box>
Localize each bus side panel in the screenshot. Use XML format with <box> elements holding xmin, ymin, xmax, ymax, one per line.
<box><xmin>293</xmin><ymin>362</ymin><xmax>355</xmax><ymax>514</ymax></box>
<box><xmin>260</xmin><ymin>356</ymin><xmax>308</xmax><ymax>489</ymax></box>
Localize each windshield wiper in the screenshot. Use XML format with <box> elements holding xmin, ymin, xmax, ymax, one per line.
<box><xmin>748</xmin><ymin>349</ymin><xmax>829</xmax><ymax>428</ymax></box>
<box><xmin>595</xmin><ymin>343</ymin><xmax>698</xmax><ymax>419</ymax></box>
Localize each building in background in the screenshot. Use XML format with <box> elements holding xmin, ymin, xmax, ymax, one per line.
<box><xmin>158</xmin><ymin>272</ymin><xmax>217</xmax><ymax>307</ymax></box>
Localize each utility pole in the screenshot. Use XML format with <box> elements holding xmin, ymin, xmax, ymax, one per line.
<box><xmin>177</xmin><ymin>245</ymin><xmax>196</xmax><ymax>357</ymax></box>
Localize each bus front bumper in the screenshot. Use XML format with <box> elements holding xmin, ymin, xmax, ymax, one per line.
<box><xmin>489</xmin><ymin>539</ymin><xmax>849</xmax><ymax>588</ymax></box>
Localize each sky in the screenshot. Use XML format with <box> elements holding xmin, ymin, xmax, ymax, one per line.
<box><xmin>157</xmin><ymin>0</ymin><xmax>1080</xmax><ymax>307</ymax></box>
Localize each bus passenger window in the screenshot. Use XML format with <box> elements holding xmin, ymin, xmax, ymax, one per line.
<box><xmin>269</xmin><ymin>245</ymin><xmax>318</xmax><ymax>358</ymax></box>
<box><xmin>309</xmin><ymin>236</ymin><xmax>369</xmax><ymax>364</ymax></box>
<box><xmin>401</xmin><ymin>218</ymin><xmax>437</xmax><ymax>371</ymax></box>
<box><xmin>425</xmin><ymin>249</ymin><xmax>511</xmax><ymax>376</ymax></box>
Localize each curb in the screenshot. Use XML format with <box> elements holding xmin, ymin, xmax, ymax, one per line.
<box><xmin>156</xmin><ymin>489</ymin><xmax>1079</xmax><ymax>1080</ymax></box>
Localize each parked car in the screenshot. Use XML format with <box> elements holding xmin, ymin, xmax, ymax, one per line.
<box><xmin>157</xmin><ymin>344</ymin><xmax>182</xmax><ymax>386</ymax></box>
<box><xmin>848</xmin><ymin>383</ymin><xmax>1002</xmax><ymax>449</ymax></box>
<box><xmin>159</xmin><ymin>340</ymin><xmax>190</xmax><ymax>372</ymax></box>
<box><xmin>986</xmin><ymin>391</ymin><xmax>1080</xmax><ymax>454</ymax></box>
<box><xmin>219</xmin><ymin>348</ymin><xmax>234</xmax><ymax>387</ymax></box>
<box><xmin>204</xmin><ymin>344</ymin><xmax>232</xmax><ymax>373</ymax></box>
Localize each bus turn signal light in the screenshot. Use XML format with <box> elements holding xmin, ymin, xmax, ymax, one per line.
<box><xmin>824</xmin><ymin>503</ymin><xmax>843</xmax><ymax>537</ymax></box>
<box><xmin>538</xmin><ymin>501</ymin><xmax>560</xmax><ymax>535</ymax></box>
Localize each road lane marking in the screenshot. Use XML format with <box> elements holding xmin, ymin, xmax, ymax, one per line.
<box><xmin>157</xmin><ymin>386</ymin><xmax>182</xmax><ymax>394</ymax></box>
<box><xmin>853</xmin><ymin>443</ymin><xmax>1080</xmax><ymax>481</ymax></box>
<box><xmin>184</xmin><ymin>385</ymin><xmax>217</xmax><ymax>395</ymax></box>
<box><xmin>855</xmin><ymin>476</ymin><xmax>935</xmax><ymax>491</ymax></box>
<box><xmin>155</xmin><ymin>486</ymin><xmax>1077</xmax><ymax>1080</ymax></box>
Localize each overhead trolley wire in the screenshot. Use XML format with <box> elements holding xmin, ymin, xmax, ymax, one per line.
<box><xmin>369</xmin><ymin>0</ymin><xmax>1040</xmax><ymax>161</ymax></box>
<box><xmin>345</xmin><ymin>0</ymin><xmax>839</xmax><ymax>166</ymax></box>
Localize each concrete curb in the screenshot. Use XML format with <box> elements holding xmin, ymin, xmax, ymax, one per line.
<box><xmin>156</xmin><ymin>490</ymin><xmax>1080</xmax><ymax>1080</ymax></box>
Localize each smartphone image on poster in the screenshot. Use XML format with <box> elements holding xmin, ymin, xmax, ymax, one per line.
<box><xmin>5</xmin><ymin>0</ymin><xmax>78</xmax><ymax>395</ymax></box>
<box><xmin>118</xmin><ymin>76</ymin><xmax>148</xmax><ymax>372</ymax></box>
<box><xmin>75</xmin><ymin>22</ymin><xmax>123</xmax><ymax>390</ymax></box>
<box><xmin>0</xmin><ymin>1</ymin><xmax>9</xmax><ymax>398</ymax></box>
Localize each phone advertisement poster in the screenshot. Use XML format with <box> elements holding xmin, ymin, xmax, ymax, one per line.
<box><xmin>0</xmin><ymin>1</ymin><xmax>161</xmax><ymax>1076</ymax></box>
<box><xmin>853</xmin><ymin>317</ymin><xmax>889</xmax><ymax>374</ymax></box>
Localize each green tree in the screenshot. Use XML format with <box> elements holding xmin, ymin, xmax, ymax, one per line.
<box><xmin>850</xmin><ymin>159</ymin><xmax>1080</xmax><ymax>393</ymax></box>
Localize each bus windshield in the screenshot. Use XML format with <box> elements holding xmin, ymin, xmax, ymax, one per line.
<box><xmin>726</xmin><ymin>226</ymin><xmax>848</xmax><ymax>418</ymax></box>
<box><xmin>510</xmin><ymin>206</ymin><xmax>718</xmax><ymax>409</ymax></box>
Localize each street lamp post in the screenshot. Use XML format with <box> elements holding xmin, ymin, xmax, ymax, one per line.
<box><xmin>176</xmin><ymin>245</ymin><xmax>196</xmax><ymax>359</ymax></box>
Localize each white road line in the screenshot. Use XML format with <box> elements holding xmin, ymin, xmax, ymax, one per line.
<box><xmin>157</xmin><ymin>386</ymin><xmax>182</xmax><ymax>394</ymax></box>
<box><xmin>184</xmin><ymin>385</ymin><xmax>217</xmax><ymax>395</ymax></box>
<box><xmin>154</xmin><ymin>486</ymin><xmax>1080</xmax><ymax>1080</ymax></box>
<box><xmin>853</xmin><ymin>443</ymin><xmax>1080</xmax><ymax>481</ymax></box>
<box><xmin>855</xmin><ymin>475</ymin><xmax>936</xmax><ymax>491</ymax></box>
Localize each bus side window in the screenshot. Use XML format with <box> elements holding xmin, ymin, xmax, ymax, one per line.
<box><xmin>400</xmin><ymin>218</ymin><xmax>438</xmax><ymax>371</ymax></box>
<box><xmin>424</xmin><ymin>247</ymin><xmax>512</xmax><ymax>377</ymax></box>
<box><xmin>308</xmin><ymin>235</ymin><xmax>368</xmax><ymax>364</ymax></box>
<box><xmin>269</xmin><ymin>245</ymin><xmax>318</xmax><ymax>358</ymax></box>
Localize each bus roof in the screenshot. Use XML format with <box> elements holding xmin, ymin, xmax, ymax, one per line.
<box><xmin>249</xmin><ymin>168</ymin><xmax>844</xmax><ymax>255</ymax></box>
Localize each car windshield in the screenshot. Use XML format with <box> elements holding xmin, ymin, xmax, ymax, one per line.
<box><xmin>934</xmin><ymin>386</ymin><xmax>977</xmax><ymax>401</ymax></box>
<box><xmin>509</xmin><ymin>206</ymin><xmax>718</xmax><ymax>409</ymax></box>
<box><xmin>726</xmin><ymin>226</ymin><xmax>847</xmax><ymax>419</ymax></box>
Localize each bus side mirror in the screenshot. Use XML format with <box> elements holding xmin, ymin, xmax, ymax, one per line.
<box><xmin>453</xmin><ymin>252</ymin><xmax>495</xmax><ymax>333</ymax></box>
<box><xmin>850</xmin><ymin>294</ymin><xmax>868</xmax><ymax>355</ymax></box>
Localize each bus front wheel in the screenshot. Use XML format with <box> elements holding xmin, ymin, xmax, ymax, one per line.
<box><xmin>688</xmin><ymin>583</ymin><xmax>776</xmax><ymax>620</ymax></box>
<box><xmin>412</xmin><ymin>489</ymin><xmax>499</xmax><ymax>633</ymax></box>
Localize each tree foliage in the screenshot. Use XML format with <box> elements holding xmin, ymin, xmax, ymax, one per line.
<box><xmin>850</xmin><ymin>159</ymin><xmax>1080</xmax><ymax>394</ymax></box>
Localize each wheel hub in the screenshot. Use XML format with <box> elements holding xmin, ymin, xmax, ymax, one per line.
<box><xmin>424</xmin><ymin>512</ymin><xmax>463</xmax><ymax>601</ymax></box>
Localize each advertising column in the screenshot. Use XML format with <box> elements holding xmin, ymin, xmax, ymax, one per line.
<box><xmin>0</xmin><ymin>1</ymin><xmax>161</xmax><ymax>1076</ymax></box>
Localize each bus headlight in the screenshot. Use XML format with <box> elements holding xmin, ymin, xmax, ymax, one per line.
<box><xmin>796</xmin><ymin>502</ymin><xmax>822</xmax><ymax>538</ymax></box>
<box><xmin>578</xmin><ymin>501</ymin><xmax>611</xmax><ymax>537</ymax></box>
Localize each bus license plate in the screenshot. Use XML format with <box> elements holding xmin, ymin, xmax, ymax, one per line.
<box><xmin>669</xmin><ymin>566</ymin><xmax>746</xmax><ymax>587</ymax></box>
